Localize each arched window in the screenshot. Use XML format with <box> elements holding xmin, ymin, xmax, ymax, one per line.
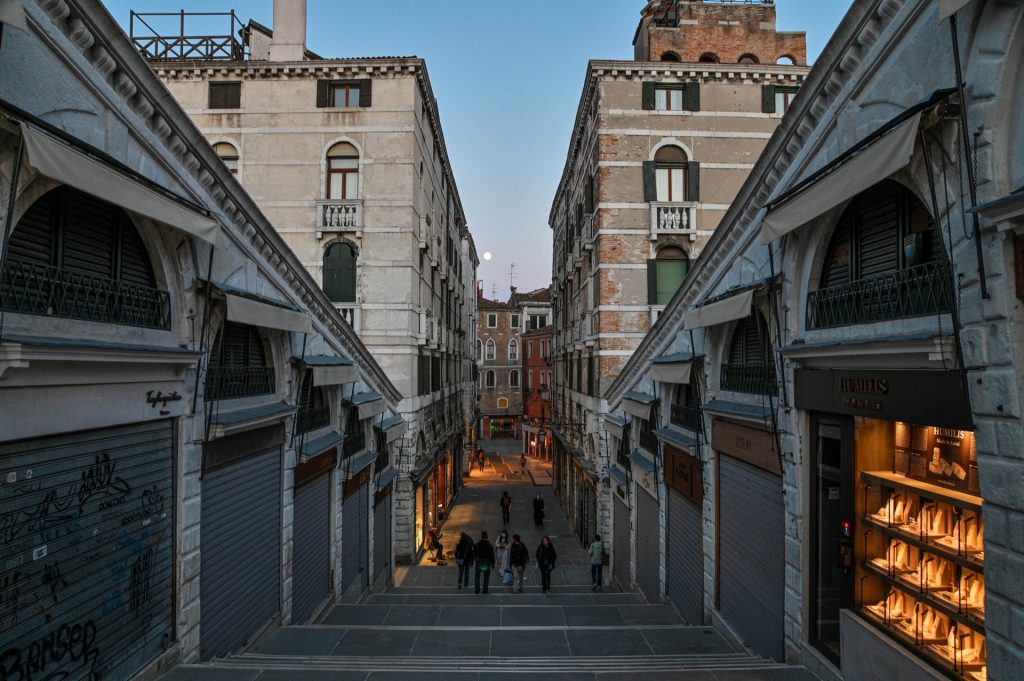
<box><xmin>296</xmin><ymin>372</ymin><xmax>329</xmax><ymax>433</ymax></box>
<box><xmin>808</xmin><ymin>180</ymin><xmax>950</xmax><ymax>328</ymax></box>
<box><xmin>509</xmin><ymin>370</ymin><xmax>520</xmax><ymax>388</ymax></box>
<box><xmin>671</xmin><ymin>382</ymin><xmax>702</xmax><ymax>432</ymax></box>
<box><xmin>698</xmin><ymin>52</ymin><xmax>719</xmax><ymax>64</ymax></box>
<box><xmin>207</xmin><ymin>322</ymin><xmax>274</xmax><ymax>400</ymax></box>
<box><xmin>213</xmin><ymin>142</ymin><xmax>239</xmax><ymax>174</ymax></box>
<box><xmin>654</xmin><ymin>145</ymin><xmax>689</xmax><ymax>202</ymax></box>
<box><xmin>486</xmin><ymin>370</ymin><xmax>496</xmax><ymax>388</ymax></box>
<box><xmin>326</xmin><ymin>142</ymin><xmax>359</xmax><ymax>200</ymax></box>
<box><xmin>1</xmin><ymin>185</ymin><xmax>168</xmax><ymax>329</ymax></box>
<box><xmin>476</xmin><ymin>338</ymin><xmax>483</xmax><ymax>360</ymax></box>
<box><xmin>776</xmin><ymin>55</ymin><xmax>796</xmax><ymax>65</ymax></box>
<box><xmin>650</xmin><ymin>246</ymin><xmax>690</xmax><ymax>305</ymax></box>
<box><xmin>508</xmin><ymin>339</ymin><xmax>519</xmax><ymax>361</ymax></box>
<box><xmin>721</xmin><ymin>312</ymin><xmax>775</xmax><ymax>395</ymax></box>
<box><xmin>738</xmin><ymin>53</ymin><xmax>759</xmax><ymax>64</ymax></box>
<box><xmin>661</xmin><ymin>51</ymin><xmax>681</xmax><ymax>62</ymax></box>
<box><xmin>485</xmin><ymin>339</ymin><xmax>496</xmax><ymax>360</ymax></box>
<box><xmin>323</xmin><ymin>242</ymin><xmax>357</xmax><ymax>302</ymax></box>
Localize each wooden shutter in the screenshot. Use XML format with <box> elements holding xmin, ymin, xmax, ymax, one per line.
<box><xmin>118</xmin><ymin>214</ymin><xmax>157</xmax><ymax>287</ymax></box>
<box><xmin>63</xmin><ymin>189</ymin><xmax>117</xmax><ymax>277</ymax></box>
<box><xmin>856</xmin><ymin>190</ymin><xmax>900</xmax><ymax>279</ymax></box>
<box><xmin>686</xmin><ymin>162</ymin><xmax>700</xmax><ymax>202</ymax></box>
<box><xmin>761</xmin><ymin>85</ymin><xmax>776</xmax><ymax>113</ymax></box>
<box><xmin>359</xmin><ymin>79</ymin><xmax>373</xmax><ymax>107</ymax></box>
<box><xmin>209</xmin><ymin>82</ymin><xmax>240</xmax><ymax>109</ymax></box>
<box><xmin>323</xmin><ymin>242</ymin><xmax>357</xmax><ymax>302</ymax></box>
<box><xmin>647</xmin><ymin>259</ymin><xmax>658</xmax><ymax>304</ymax></box>
<box><xmin>683</xmin><ymin>83</ymin><xmax>700</xmax><ymax>111</ymax></box>
<box><xmin>643</xmin><ymin>161</ymin><xmax>657</xmax><ymax>202</ymax></box>
<box><xmin>316</xmin><ymin>80</ymin><xmax>330</xmax><ymax>107</ymax></box>
<box><xmin>246</xmin><ymin>326</ymin><xmax>267</xmax><ymax>367</ymax></box>
<box><xmin>820</xmin><ymin>221</ymin><xmax>852</xmax><ymax>288</ymax></box>
<box><xmin>642</xmin><ymin>82</ymin><xmax>656</xmax><ymax>110</ymax></box>
<box><xmin>7</xmin><ymin>188</ymin><xmax>55</xmax><ymax>264</ymax></box>
<box><xmin>585</xmin><ymin>175</ymin><xmax>595</xmax><ymax>214</ymax></box>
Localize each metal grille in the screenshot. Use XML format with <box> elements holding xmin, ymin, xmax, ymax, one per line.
<box><xmin>639</xmin><ymin>429</ymin><xmax>659</xmax><ymax>454</ymax></box>
<box><xmin>720</xmin><ymin>362</ymin><xmax>776</xmax><ymax>395</ymax></box>
<box><xmin>295</xmin><ymin>405</ymin><xmax>330</xmax><ymax>435</ymax></box>
<box><xmin>667</xmin><ymin>489</ymin><xmax>704</xmax><ymax>624</ymax></box>
<box><xmin>342</xmin><ymin>432</ymin><xmax>366</xmax><ymax>459</ymax></box>
<box><xmin>613</xmin><ymin>495</ymin><xmax>631</xmax><ymax>592</ymax></box>
<box><xmin>670</xmin><ymin>405</ymin><xmax>702</xmax><ymax>432</ymax></box>
<box><xmin>1</xmin><ymin>258</ymin><xmax>171</xmax><ymax>329</ymax></box>
<box><xmin>373</xmin><ymin>489</ymin><xmax>391</xmax><ymax>585</ymax></box>
<box><xmin>292</xmin><ymin>472</ymin><xmax>331</xmax><ymax>624</ymax></box>
<box><xmin>204</xmin><ymin>367</ymin><xmax>275</xmax><ymax>401</ymax></box>
<box><xmin>806</xmin><ymin>261</ymin><xmax>953</xmax><ymax>329</ymax></box>
<box><xmin>636</xmin><ymin>489</ymin><xmax>660</xmax><ymax>604</ymax></box>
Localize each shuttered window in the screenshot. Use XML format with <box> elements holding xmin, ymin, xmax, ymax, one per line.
<box><xmin>721</xmin><ymin>312</ymin><xmax>776</xmax><ymax>395</ymax></box>
<box><xmin>323</xmin><ymin>242</ymin><xmax>357</xmax><ymax>302</ymax></box>
<box><xmin>212</xmin><ymin>322</ymin><xmax>268</xmax><ymax>369</ymax></box>
<box><xmin>644</xmin><ymin>145</ymin><xmax>700</xmax><ymax>203</ymax></box>
<box><xmin>728</xmin><ymin>315</ymin><xmax>768</xmax><ymax>366</ymax></box>
<box><xmin>209</xmin><ymin>81</ymin><xmax>241</xmax><ymax>109</ymax></box>
<box><xmin>317</xmin><ymin>79</ymin><xmax>372</xmax><ymax>108</ymax></box>
<box><xmin>296</xmin><ymin>372</ymin><xmax>330</xmax><ymax>434</ymax></box>
<box><xmin>642</xmin><ymin>82</ymin><xmax>700</xmax><ymax>111</ymax></box>
<box><xmin>762</xmin><ymin>85</ymin><xmax>799</xmax><ymax>114</ymax></box>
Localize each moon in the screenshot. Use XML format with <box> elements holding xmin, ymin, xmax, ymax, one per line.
<box><xmin>483</xmin><ymin>252</ymin><xmax>492</xmax><ymax>261</ymax></box>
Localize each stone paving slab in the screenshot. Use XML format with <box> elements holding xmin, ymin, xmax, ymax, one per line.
<box><xmin>501</xmin><ymin>606</ymin><xmax>566</xmax><ymax>626</ymax></box>
<box><xmin>618</xmin><ymin>604</ymin><xmax>682</xmax><ymax>625</ymax></box>
<box><xmin>563</xmin><ymin>605</ymin><xmax>625</xmax><ymax>626</ymax></box>
<box><xmin>439</xmin><ymin>604</ymin><xmax>503</xmax><ymax>627</ymax></box>
<box><xmin>257</xmin><ymin>671</ymin><xmax>368</xmax><ymax>681</ymax></box>
<box><xmin>382</xmin><ymin>604</ymin><xmax>441</xmax><ymax>626</ymax></box>
<box><xmin>158</xmin><ymin>669</ymin><xmax>261</xmax><ymax>681</ymax></box>
<box><xmin>410</xmin><ymin>628</ymin><xmax>492</xmax><ymax>656</ymax></box>
<box><xmin>330</xmin><ymin>629</ymin><xmax>417</xmax><ymax>656</ymax></box>
<box><xmin>640</xmin><ymin>628</ymin><xmax>735</xmax><ymax>655</ymax></box>
<box><xmin>252</xmin><ymin>627</ymin><xmax>347</xmax><ymax>655</ymax></box>
<box><xmin>490</xmin><ymin>629</ymin><xmax>571</xmax><ymax>657</ymax></box>
<box><xmin>565</xmin><ymin>629</ymin><xmax>652</xmax><ymax>657</ymax></box>
<box><xmin>322</xmin><ymin>604</ymin><xmax>390</xmax><ymax>625</ymax></box>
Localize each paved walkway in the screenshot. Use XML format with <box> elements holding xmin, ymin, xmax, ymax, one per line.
<box><xmin>158</xmin><ymin>437</ymin><xmax>820</xmax><ymax>680</ymax></box>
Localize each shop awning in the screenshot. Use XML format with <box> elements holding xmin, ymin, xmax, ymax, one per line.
<box><xmin>702</xmin><ymin>399</ymin><xmax>772</xmax><ymax>423</ymax></box>
<box><xmin>683</xmin><ymin>289</ymin><xmax>753</xmax><ymax>331</ymax></box>
<box><xmin>654</xmin><ymin>426</ymin><xmax>699</xmax><ymax>450</ymax></box>
<box><xmin>377</xmin><ymin>469</ymin><xmax>399</xmax><ymax>490</ymax></box>
<box><xmin>603</xmin><ymin>413</ymin><xmax>628</xmax><ymax>440</ymax></box>
<box><xmin>630</xmin><ymin>448</ymin><xmax>656</xmax><ymax>474</ymax></box>
<box><xmin>345</xmin><ymin>450</ymin><xmax>377</xmax><ymax>477</ymax></box>
<box><xmin>0</xmin><ymin>0</ymin><xmax>27</xmax><ymax>31</ymax></box>
<box><xmin>21</xmin><ymin>123</ymin><xmax>220</xmax><ymax>245</ymax></box>
<box><xmin>226</xmin><ymin>292</ymin><xmax>312</xmax><ymax>333</ymax></box>
<box><xmin>299</xmin><ymin>431</ymin><xmax>345</xmax><ymax>459</ymax></box>
<box><xmin>651</xmin><ymin>352</ymin><xmax>701</xmax><ymax>384</ymax></box>
<box><xmin>939</xmin><ymin>0</ymin><xmax>973</xmax><ymax>20</ymax></box>
<box><xmin>609</xmin><ymin>465</ymin><xmax>630</xmax><ymax>489</ymax></box>
<box><xmin>971</xmin><ymin>187</ymin><xmax>1024</xmax><ymax>231</ymax></box>
<box><xmin>378</xmin><ymin>415</ymin><xmax>407</xmax><ymax>443</ymax></box>
<box><xmin>622</xmin><ymin>391</ymin><xmax>656</xmax><ymax>419</ymax></box>
<box><xmin>350</xmin><ymin>392</ymin><xmax>386</xmax><ymax>420</ymax></box>
<box><xmin>761</xmin><ymin>112</ymin><xmax>923</xmax><ymax>243</ymax></box>
<box><xmin>296</xmin><ymin>355</ymin><xmax>357</xmax><ymax>386</ymax></box>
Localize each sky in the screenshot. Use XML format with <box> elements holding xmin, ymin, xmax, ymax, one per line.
<box><xmin>103</xmin><ymin>0</ymin><xmax>853</xmax><ymax>297</ymax></box>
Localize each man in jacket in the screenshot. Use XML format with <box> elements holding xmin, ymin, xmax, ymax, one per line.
<box><xmin>500</xmin><ymin>491</ymin><xmax>512</xmax><ymax>525</ymax></box>
<box><xmin>475</xmin><ymin>531</ymin><xmax>496</xmax><ymax>594</ymax></box>
<box><xmin>532</xmin><ymin>492</ymin><xmax>545</xmax><ymax>527</ymax></box>
<box><xmin>509</xmin><ymin>534</ymin><xmax>530</xmax><ymax>593</ymax></box>
<box><xmin>589</xmin><ymin>534</ymin><xmax>605</xmax><ymax>591</ymax></box>
<box><xmin>454</xmin><ymin>532</ymin><xmax>475</xmax><ymax>589</ymax></box>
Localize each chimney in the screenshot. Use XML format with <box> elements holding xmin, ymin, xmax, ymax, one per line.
<box><xmin>269</xmin><ymin>0</ymin><xmax>307</xmax><ymax>62</ymax></box>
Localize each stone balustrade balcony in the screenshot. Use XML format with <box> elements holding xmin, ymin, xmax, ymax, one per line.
<box><xmin>316</xmin><ymin>199</ymin><xmax>363</xmax><ymax>237</ymax></box>
<box><xmin>650</xmin><ymin>202</ymin><xmax>698</xmax><ymax>241</ymax></box>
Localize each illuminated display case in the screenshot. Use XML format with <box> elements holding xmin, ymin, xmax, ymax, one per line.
<box><xmin>856</xmin><ymin>422</ymin><xmax>986</xmax><ymax>680</ymax></box>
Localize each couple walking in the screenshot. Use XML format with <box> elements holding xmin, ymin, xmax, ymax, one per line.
<box><xmin>500</xmin><ymin>490</ymin><xmax>545</xmax><ymax>528</ymax></box>
<box><xmin>454</xmin><ymin>531</ymin><xmax>558</xmax><ymax>593</ymax></box>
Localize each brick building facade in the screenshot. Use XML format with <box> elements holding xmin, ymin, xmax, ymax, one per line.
<box><xmin>476</xmin><ymin>292</ymin><xmax>523</xmax><ymax>438</ymax></box>
<box><xmin>522</xmin><ymin>324</ymin><xmax>554</xmax><ymax>459</ymax></box>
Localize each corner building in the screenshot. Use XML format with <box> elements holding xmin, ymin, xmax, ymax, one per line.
<box><xmin>548</xmin><ymin>0</ymin><xmax>809</xmax><ymax>548</ymax></box>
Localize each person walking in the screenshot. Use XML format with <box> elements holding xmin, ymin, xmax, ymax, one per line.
<box><xmin>536</xmin><ymin>536</ymin><xmax>557</xmax><ymax>593</ymax></box>
<box><xmin>532</xmin><ymin>492</ymin><xmax>545</xmax><ymax>527</ymax></box>
<box><xmin>520</xmin><ymin>454</ymin><xmax>527</xmax><ymax>476</ymax></box>
<box><xmin>509</xmin><ymin>534</ymin><xmax>529</xmax><ymax>593</ymax></box>
<box><xmin>454</xmin><ymin>532</ymin><xmax>475</xmax><ymax>589</ymax></box>
<box><xmin>589</xmin><ymin>534</ymin><xmax>606</xmax><ymax>591</ymax></box>
<box><xmin>495</xmin><ymin>528</ymin><xmax>510</xmax><ymax>574</ymax></box>
<box><xmin>477</xmin><ymin>448</ymin><xmax>486</xmax><ymax>472</ymax></box>
<box><xmin>474</xmin><ymin>531</ymin><xmax>495</xmax><ymax>594</ymax></box>
<box><xmin>499</xmin><ymin>491</ymin><xmax>512</xmax><ymax>525</ymax></box>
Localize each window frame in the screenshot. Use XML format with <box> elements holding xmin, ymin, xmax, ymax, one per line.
<box><xmin>510</xmin><ymin>313</ymin><xmax>520</xmax><ymax>329</ymax></box>
<box><xmin>508</xmin><ymin>339</ymin><xmax>519</xmax><ymax>361</ymax></box>
<box><xmin>208</xmin><ymin>81</ymin><xmax>241</xmax><ymax>109</ymax></box>
<box><xmin>487</xmin><ymin>313</ymin><xmax>497</xmax><ymax>328</ymax></box>
<box><xmin>485</xmin><ymin>370</ymin><xmax>496</xmax><ymax>389</ymax></box>
<box><xmin>485</xmin><ymin>339</ymin><xmax>496</xmax><ymax>361</ymax></box>
<box><xmin>509</xmin><ymin>369</ymin><xmax>520</xmax><ymax>388</ymax></box>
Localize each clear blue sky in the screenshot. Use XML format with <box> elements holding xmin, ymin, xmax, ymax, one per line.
<box><xmin>103</xmin><ymin>0</ymin><xmax>852</xmax><ymax>296</ymax></box>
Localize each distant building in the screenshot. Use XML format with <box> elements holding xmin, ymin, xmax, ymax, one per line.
<box><xmin>476</xmin><ymin>290</ymin><xmax>523</xmax><ymax>438</ymax></box>
<box><xmin>522</xmin><ymin>324</ymin><xmax>554</xmax><ymax>459</ymax></box>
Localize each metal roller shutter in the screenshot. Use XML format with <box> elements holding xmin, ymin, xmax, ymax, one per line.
<box><xmin>358</xmin><ymin>484</ymin><xmax>369</xmax><ymax>590</ymax></box>
<box><xmin>667</xmin><ymin>488</ymin><xmax>703</xmax><ymax>624</ymax></box>
<box><xmin>292</xmin><ymin>472</ymin><xmax>331</xmax><ymax>624</ymax></box>
<box><xmin>341</xmin><ymin>482</ymin><xmax>368</xmax><ymax>595</ymax></box>
<box><xmin>373</xmin><ymin>488</ymin><xmax>391</xmax><ymax>585</ymax></box>
<box><xmin>200</xmin><ymin>443</ymin><xmax>281</xmax><ymax>659</ymax></box>
<box><xmin>718</xmin><ymin>454</ymin><xmax>785</xmax><ymax>661</ymax></box>
<box><xmin>613</xmin><ymin>494</ymin><xmax>630</xmax><ymax>592</ymax></box>
<box><xmin>635</xmin><ymin>488</ymin><xmax>660</xmax><ymax>604</ymax></box>
<box><xmin>0</xmin><ymin>421</ymin><xmax>174</xmax><ymax>681</ymax></box>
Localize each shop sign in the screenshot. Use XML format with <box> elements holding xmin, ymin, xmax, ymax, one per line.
<box><xmin>343</xmin><ymin>466</ymin><xmax>372</xmax><ymax>497</ymax></box>
<box><xmin>895</xmin><ymin>423</ymin><xmax>978</xmax><ymax>493</ymax></box>
<box><xmin>664</xmin><ymin>445</ymin><xmax>702</xmax><ymax>505</ymax></box>
<box><xmin>295</xmin><ymin>448</ymin><xmax>337</xmax><ymax>487</ymax></box>
<box><xmin>794</xmin><ymin>369</ymin><xmax>973</xmax><ymax>430</ymax></box>
<box><xmin>711</xmin><ymin>419</ymin><xmax>780</xmax><ymax>475</ymax></box>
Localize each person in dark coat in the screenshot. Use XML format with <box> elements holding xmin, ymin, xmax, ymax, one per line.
<box><xmin>509</xmin><ymin>534</ymin><xmax>530</xmax><ymax>593</ymax></box>
<box><xmin>454</xmin><ymin>532</ymin><xmax>475</xmax><ymax>589</ymax></box>
<box><xmin>475</xmin><ymin>531</ymin><xmax>496</xmax><ymax>594</ymax></box>
<box><xmin>500</xmin><ymin>491</ymin><xmax>512</xmax><ymax>525</ymax></box>
<box><xmin>532</xmin><ymin>492</ymin><xmax>545</xmax><ymax>527</ymax></box>
<box><xmin>536</xmin><ymin>535</ymin><xmax>557</xmax><ymax>593</ymax></box>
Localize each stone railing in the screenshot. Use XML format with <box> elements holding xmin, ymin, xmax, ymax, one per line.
<box><xmin>650</xmin><ymin>202</ymin><xmax>698</xmax><ymax>241</ymax></box>
<box><xmin>316</xmin><ymin>199</ymin><xmax>363</xmax><ymax>234</ymax></box>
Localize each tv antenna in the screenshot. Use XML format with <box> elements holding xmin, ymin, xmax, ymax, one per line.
<box><xmin>508</xmin><ymin>262</ymin><xmax>518</xmax><ymax>290</ymax></box>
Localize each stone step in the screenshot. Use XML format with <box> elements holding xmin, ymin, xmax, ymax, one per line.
<box><xmin>364</xmin><ymin>591</ymin><xmax>644</xmax><ymax>605</ymax></box>
<box><xmin>320</xmin><ymin>603</ymin><xmax>683</xmax><ymax>627</ymax></box>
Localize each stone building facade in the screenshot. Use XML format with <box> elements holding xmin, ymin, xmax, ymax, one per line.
<box><xmin>604</xmin><ymin>2</ymin><xmax>1024</xmax><ymax>681</ymax></box>
<box><xmin>548</xmin><ymin>0</ymin><xmax>809</xmax><ymax>547</ymax></box>
<box><xmin>522</xmin><ymin>323</ymin><xmax>554</xmax><ymax>459</ymax></box>
<box><xmin>0</xmin><ymin>0</ymin><xmax>405</xmax><ymax>675</ymax></box>
<box><xmin>476</xmin><ymin>291</ymin><xmax>523</xmax><ymax>439</ymax></box>
<box><xmin>139</xmin><ymin>0</ymin><xmax>478</xmax><ymax>563</ymax></box>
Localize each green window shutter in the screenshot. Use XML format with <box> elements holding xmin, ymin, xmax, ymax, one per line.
<box><xmin>762</xmin><ymin>85</ymin><xmax>776</xmax><ymax>113</ymax></box>
<box><xmin>643</xmin><ymin>161</ymin><xmax>657</xmax><ymax>202</ymax></box>
<box><xmin>642</xmin><ymin>82</ymin><xmax>655</xmax><ymax>110</ymax></box>
<box><xmin>683</xmin><ymin>83</ymin><xmax>700</xmax><ymax>111</ymax></box>
<box><xmin>647</xmin><ymin>259</ymin><xmax>658</xmax><ymax>304</ymax></box>
<box><xmin>655</xmin><ymin>259</ymin><xmax>686</xmax><ymax>305</ymax></box>
<box><xmin>687</xmin><ymin>161</ymin><xmax>700</xmax><ymax>202</ymax></box>
<box><xmin>316</xmin><ymin>80</ymin><xmax>330</xmax><ymax>107</ymax></box>
<box><xmin>359</xmin><ymin>79</ymin><xmax>373</xmax><ymax>107</ymax></box>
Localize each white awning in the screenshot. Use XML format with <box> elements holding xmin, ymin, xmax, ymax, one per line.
<box><xmin>380</xmin><ymin>416</ymin><xmax>407</xmax><ymax>443</ymax></box>
<box><xmin>0</xmin><ymin>0</ymin><xmax>26</xmax><ymax>30</ymax></box>
<box><xmin>603</xmin><ymin>414</ymin><xmax>627</xmax><ymax>440</ymax></box>
<box><xmin>652</xmin><ymin>360</ymin><xmax>693</xmax><ymax>385</ymax></box>
<box><xmin>623</xmin><ymin>392</ymin><xmax>656</xmax><ymax>419</ymax></box>
<box><xmin>761</xmin><ymin>112</ymin><xmax>921</xmax><ymax>243</ymax></box>
<box><xmin>351</xmin><ymin>393</ymin><xmax>386</xmax><ymax>420</ymax></box>
<box><xmin>683</xmin><ymin>289</ymin><xmax>753</xmax><ymax>331</ymax></box>
<box><xmin>21</xmin><ymin>123</ymin><xmax>220</xmax><ymax>245</ymax></box>
<box><xmin>226</xmin><ymin>293</ymin><xmax>313</xmax><ymax>333</ymax></box>
<box><xmin>939</xmin><ymin>0</ymin><xmax>974</xmax><ymax>20</ymax></box>
<box><xmin>313</xmin><ymin>364</ymin><xmax>357</xmax><ymax>386</ymax></box>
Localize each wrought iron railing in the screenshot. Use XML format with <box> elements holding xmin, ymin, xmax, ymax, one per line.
<box><xmin>720</xmin><ymin>362</ymin><xmax>777</xmax><ymax>396</ymax></box>
<box><xmin>806</xmin><ymin>261</ymin><xmax>953</xmax><ymax>330</ymax></box>
<box><xmin>616</xmin><ymin>444</ymin><xmax>632</xmax><ymax>470</ymax></box>
<box><xmin>1</xmin><ymin>258</ymin><xmax>171</xmax><ymax>329</ymax></box>
<box><xmin>342</xmin><ymin>432</ymin><xmax>366</xmax><ymax>459</ymax></box>
<box><xmin>374</xmin><ymin>451</ymin><xmax>389</xmax><ymax>472</ymax></box>
<box><xmin>670</xmin><ymin>404</ymin><xmax>703</xmax><ymax>433</ymax></box>
<box><xmin>295</xmin><ymin>405</ymin><xmax>330</xmax><ymax>434</ymax></box>
<box><xmin>639</xmin><ymin>430</ymin><xmax>659</xmax><ymax>454</ymax></box>
<box><xmin>205</xmin><ymin>367</ymin><xmax>275</xmax><ymax>401</ymax></box>
<box><xmin>130</xmin><ymin>11</ymin><xmax>246</xmax><ymax>61</ymax></box>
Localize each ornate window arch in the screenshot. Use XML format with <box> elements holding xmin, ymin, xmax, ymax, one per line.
<box><xmin>325</xmin><ymin>141</ymin><xmax>360</xmax><ymax>200</ymax></box>
<box><xmin>485</xmin><ymin>339</ymin><xmax>496</xmax><ymax>360</ymax></box>
<box><xmin>212</xmin><ymin>141</ymin><xmax>240</xmax><ymax>174</ymax></box>
<box><xmin>485</xmin><ymin>370</ymin><xmax>496</xmax><ymax>388</ymax></box>
<box><xmin>720</xmin><ymin>311</ymin><xmax>776</xmax><ymax>395</ymax></box>
<box><xmin>508</xmin><ymin>338</ymin><xmax>519</xmax><ymax>361</ymax></box>
<box><xmin>509</xmin><ymin>369</ymin><xmax>520</xmax><ymax>388</ymax></box>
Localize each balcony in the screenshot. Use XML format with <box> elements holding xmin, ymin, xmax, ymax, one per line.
<box><xmin>342</xmin><ymin>431</ymin><xmax>366</xmax><ymax>459</ymax></box>
<box><xmin>720</xmin><ymin>362</ymin><xmax>777</xmax><ymax>396</ymax></box>
<box><xmin>295</xmin><ymin>404</ymin><xmax>330</xmax><ymax>434</ymax></box>
<box><xmin>2</xmin><ymin>258</ymin><xmax>171</xmax><ymax>329</ymax></box>
<box><xmin>806</xmin><ymin>261</ymin><xmax>953</xmax><ymax>330</ymax></box>
<box><xmin>334</xmin><ymin>304</ymin><xmax>360</xmax><ymax>332</ymax></box>
<box><xmin>582</xmin><ymin>214</ymin><xmax>596</xmax><ymax>250</ymax></box>
<box><xmin>670</xmin><ymin>404</ymin><xmax>702</xmax><ymax>433</ymax></box>
<box><xmin>316</xmin><ymin>199</ymin><xmax>363</xmax><ymax>236</ymax></box>
<box><xmin>650</xmin><ymin>202</ymin><xmax>698</xmax><ymax>242</ymax></box>
<box><xmin>374</xmin><ymin>450</ymin><xmax>389</xmax><ymax>472</ymax></box>
<box><xmin>639</xmin><ymin>429</ymin><xmax>659</xmax><ymax>455</ymax></box>
<box><xmin>205</xmin><ymin>366</ymin><xmax>276</xmax><ymax>401</ymax></box>
<box><xmin>616</xmin><ymin>445</ymin><xmax>631</xmax><ymax>470</ymax></box>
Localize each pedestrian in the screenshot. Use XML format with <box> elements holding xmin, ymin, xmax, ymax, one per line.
<box><xmin>532</xmin><ymin>492</ymin><xmax>545</xmax><ymax>527</ymax></box>
<box><xmin>495</xmin><ymin>528</ymin><xmax>510</xmax><ymax>573</ymax></box>
<box><xmin>509</xmin><ymin>533</ymin><xmax>529</xmax><ymax>593</ymax></box>
<box><xmin>500</xmin><ymin>490</ymin><xmax>512</xmax><ymax>525</ymax></box>
<box><xmin>475</xmin><ymin>531</ymin><xmax>495</xmax><ymax>594</ymax></box>
<box><xmin>477</xmin><ymin>447</ymin><xmax>486</xmax><ymax>471</ymax></box>
<box><xmin>426</xmin><ymin>526</ymin><xmax>443</xmax><ymax>563</ymax></box>
<box><xmin>454</xmin><ymin>532</ymin><xmax>475</xmax><ymax>589</ymax></box>
<box><xmin>536</xmin><ymin>535</ymin><xmax>557</xmax><ymax>593</ymax></box>
<box><xmin>589</xmin><ymin>533</ymin><xmax>605</xmax><ymax>591</ymax></box>
<box><xmin>520</xmin><ymin>454</ymin><xmax>527</xmax><ymax>475</ymax></box>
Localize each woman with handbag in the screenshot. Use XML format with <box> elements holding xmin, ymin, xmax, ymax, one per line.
<box><xmin>454</xmin><ymin>532</ymin><xmax>475</xmax><ymax>589</ymax></box>
<box><xmin>535</xmin><ymin>535</ymin><xmax>557</xmax><ymax>593</ymax></box>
